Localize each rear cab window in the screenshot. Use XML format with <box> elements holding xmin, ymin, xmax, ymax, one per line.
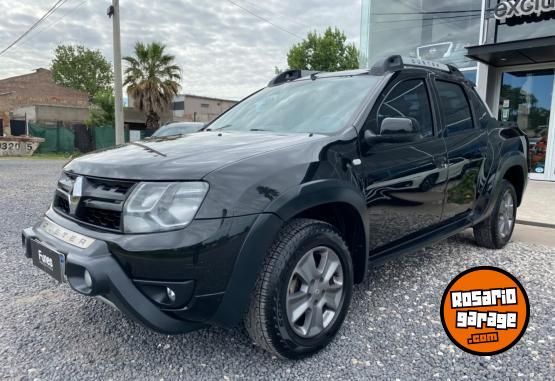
<box><xmin>468</xmin><ymin>89</ymin><xmax>496</xmax><ymax>130</ymax></box>
<box><xmin>436</xmin><ymin>80</ymin><xmax>474</xmax><ymax>135</ymax></box>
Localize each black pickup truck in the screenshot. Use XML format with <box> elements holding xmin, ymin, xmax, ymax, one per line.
<box><xmin>22</xmin><ymin>56</ymin><xmax>528</xmax><ymax>359</ymax></box>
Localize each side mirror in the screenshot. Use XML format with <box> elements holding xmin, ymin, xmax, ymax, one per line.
<box><xmin>381</xmin><ymin>117</ymin><xmax>417</xmax><ymax>134</ymax></box>
<box><xmin>364</xmin><ymin>117</ymin><xmax>420</xmax><ymax>144</ymax></box>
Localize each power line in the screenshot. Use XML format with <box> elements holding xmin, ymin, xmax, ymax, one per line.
<box><xmin>225</xmin><ymin>0</ymin><xmax>303</xmax><ymax>39</ymax></box>
<box><xmin>0</xmin><ymin>0</ymin><xmax>69</xmax><ymax>56</ymax></box>
<box><xmin>0</xmin><ymin>0</ymin><xmax>70</xmax><ymax>57</ymax></box>
<box><xmin>372</xmin><ymin>14</ymin><xmax>482</xmax><ymax>34</ymax></box>
<box><xmin>374</xmin><ymin>13</ymin><xmax>482</xmax><ymax>24</ymax></box>
<box><xmin>14</xmin><ymin>0</ymin><xmax>89</xmax><ymax>51</ymax></box>
<box><xmin>34</xmin><ymin>0</ymin><xmax>88</xmax><ymax>37</ymax></box>
<box><xmin>235</xmin><ymin>0</ymin><xmax>312</xmax><ymax>29</ymax></box>
<box><xmin>373</xmin><ymin>9</ymin><xmax>483</xmax><ymax>15</ymax></box>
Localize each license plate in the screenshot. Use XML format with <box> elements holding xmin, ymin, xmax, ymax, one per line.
<box><xmin>31</xmin><ymin>240</ymin><xmax>65</xmax><ymax>283</ymax></box>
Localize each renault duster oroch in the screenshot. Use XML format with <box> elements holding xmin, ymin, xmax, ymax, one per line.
<box><xmin>22</xmin><ymin>56</ymin><xmax>528</xmax><ymax>359</ymax></box>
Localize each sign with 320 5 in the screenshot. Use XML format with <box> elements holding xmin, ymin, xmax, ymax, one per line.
<box><xmin>0</xmin><ymin>142</ymin><xmax>33</xmax><ymax>152</ymax></box>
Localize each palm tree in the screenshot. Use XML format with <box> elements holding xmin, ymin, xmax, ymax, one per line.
<box><xmin>123</xmin><ymin>42</ymin><xmax>181</xmax><ymax>130</ymax></box>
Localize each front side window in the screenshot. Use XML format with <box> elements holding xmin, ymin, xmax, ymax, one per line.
<box><xmin>207</xmin><ymin>76</ymin><xmax>380</xmax><ymax>134</ymax></box>
<box><xmin>369</xmin><ymin>79</ymin><xmax>434</xmax><ymax>138</ymax></box>
<box><xmin>436</xmin><ymin>81</ymin><xmax>474</xmax><ymax>134</ymax></box>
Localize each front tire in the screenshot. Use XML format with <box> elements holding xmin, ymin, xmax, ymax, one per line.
<box><xmin>244</xmin><ymin>218</ymin><xmax>353</xmax><ymax>359</ymax></box>
<box><xmin>473</xmin><ymin>180</ymin><xmax>517</xmax><ymax>249</ymax></box>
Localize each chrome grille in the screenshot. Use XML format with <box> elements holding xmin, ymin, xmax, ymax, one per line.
<box><xmin>53</xmin><ymin>173</ymin><xmax>136</xmax><ymax>232</ymax></box>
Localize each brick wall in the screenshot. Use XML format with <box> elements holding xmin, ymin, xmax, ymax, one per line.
<box><xmin>0</xmin><ymin>69</ymin><xmax>89</xmax><ymax>112</ymax></box>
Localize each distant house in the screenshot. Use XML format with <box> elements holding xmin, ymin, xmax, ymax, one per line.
<box><xmin>125</xmin><ymin>93</ymin><xmax>238</xmax><ymax>130</ymax></box>
<box><xmin>0</xmin><ymin>68</ymin><xmax>90</xmax><ymax>133</ymax></box>
<box><xmin>171</xmin><ymin>94</ymin><xmax>237</xmax><ymax>123</ymax></box>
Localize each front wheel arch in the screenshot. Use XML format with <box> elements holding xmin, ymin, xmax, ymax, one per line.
<box><xmin>264</xmin><ymin>181</ymin><xmax>369</xmax><ymax>284</ymax></box>
<box><xmin>292</xmin><ymin>202</ymin><xmax>367</xmax><ymax>284</ymax></box>
<box><xmin>244</xmin><ymin>218</ymin><xmax>354</xmax><ymax>358</ymax></box>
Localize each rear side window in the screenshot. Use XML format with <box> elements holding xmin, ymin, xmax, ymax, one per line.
<box><xmin>468</xmin><ymin>89</ymin><xmax>493</xmax><ymax>129</ymax></box>
<box><xmin>436</xmin><ymin>81</ymin><xmax>474</xmax><ymax>134</ymax></box>
<box><xmin>373</xmin><ymin>79</ymin><xmax>434</xmax><ymax>138</ymax></box>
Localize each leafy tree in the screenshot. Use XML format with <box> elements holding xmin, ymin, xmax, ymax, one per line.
<box><xmin>51</xmin><ymin>45</ymin><xmax>113</xmax><ymax>97</ymax></box>
<box><xmin>123</xmin><ymin>42</ymin><xmax>181</xmax><ymax>130</ymax></box>
<box><xmin>86</xmin><ymin>90</ymin><xmax>115</xmax><ymax>127</ymax></box>
<box><xmin>287</xmin><ymin>27</ymin><xmax>359</xmax><ymax>72</ymax></box>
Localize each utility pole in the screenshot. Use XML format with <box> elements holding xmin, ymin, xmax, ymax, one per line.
<box><xmin>108</xmin><ymin>0</ymin><xmax>125</xmax><ymax>145</ymax></box>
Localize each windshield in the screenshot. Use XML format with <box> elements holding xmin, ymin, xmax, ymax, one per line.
<box><xmin>153</xmin><ymin>124</ymin><xmax>203</xmax><ymax>137</ymax></box>
<box><xmin>208</xmin><ymin>76</ymin><xmax>380</xmax><ymax>134</ymax></box>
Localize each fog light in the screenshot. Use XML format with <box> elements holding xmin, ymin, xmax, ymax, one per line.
<box><xmin>84</xmin><ymin>270</ymin><xmax>93</xmax><ymax>288</ymax></box>
<box><xmin>166</xmin><ymin>287</ymin><xmax>176</xmax><ymax>303</ymax></box>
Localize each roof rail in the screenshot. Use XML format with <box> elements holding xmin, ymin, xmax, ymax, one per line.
<box><xmin>446</xmin><ymin>64</ymin><xmax>466</xmax><ymax>79</ymax></box>
<box><xmin>370</xmin><ymin>55</ymin><xmax>463</xmax><ymax>77</ymax></box>
<box><xmin>268</xmin><ymin>69</ymin><xmax>319</xmax><ymax>87</ymax></box>
<box><xmin>369</xmin><ymin>55</ymin><xmax>404</xmax><ymax>75</ymax></box>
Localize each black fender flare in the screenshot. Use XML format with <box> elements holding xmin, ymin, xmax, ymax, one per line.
<box><xmin>266</xmin><ymin>180</ymin><xmax>370</xmax><ymax>283</ymax></box>
<box><xmin>209</xmin><ymin>180</ymin><xmax>369</xmax><ymax>327</ymax></box>
<box><xmin>265</xmin><ymin>179</ymin><xmax>368</xmax><ymax>226</ymax></box>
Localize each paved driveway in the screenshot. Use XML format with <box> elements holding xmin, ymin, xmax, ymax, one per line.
<box><xmin>0</xmin><ymin>159</ymin><xmax>553</xmax><ymax>380</ymax></box>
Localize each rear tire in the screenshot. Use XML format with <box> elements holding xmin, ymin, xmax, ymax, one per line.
<box><xmin>473</xmin><ymin>180</ymin><xmax>517</xmax><ymax>249</ymax></box>
<box><xmin>244</xmin><ymin>218</ymin><xmax>353</xmax><ymax>359</ymax></box>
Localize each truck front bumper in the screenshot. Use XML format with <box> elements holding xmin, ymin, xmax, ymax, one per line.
<box><xmin>21</xmin><ymin>207</ymin><xmax>285</xmax><ymax>333</ymax></box>
<box><xmin>22</xmin><ymin>221</ymin><xmax>207</xmax><ymax>334</ymax></box>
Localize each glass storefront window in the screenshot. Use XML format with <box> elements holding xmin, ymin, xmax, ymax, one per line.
<box><xmin>485</xmin><ymin>0</ymin><xmax>555</xmax><ymax>44</ymax></box>
<box><xmin>360</xmin><ymin>0</ymin><xmax>482</xmax><ymax>69</ymax></box>
<box><xmin>499</xmin><ymin>70</ymin><xmax>554</xmax><ymax>175</ymax></box>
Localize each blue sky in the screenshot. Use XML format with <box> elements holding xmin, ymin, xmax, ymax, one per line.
<box><xmin>0</xmin><ymin>0</ymin><xmax>362</xmax><ymax>100</ymax></box>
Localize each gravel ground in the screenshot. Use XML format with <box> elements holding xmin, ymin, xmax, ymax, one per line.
<box><xmin>0</xmin><ymin>159</ymin><xmax>553</xmax><ymax>380</ymax></box>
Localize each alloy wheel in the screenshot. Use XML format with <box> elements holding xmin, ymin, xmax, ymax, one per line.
<box><xmin>285</xmin><ymin>246</ymin><xmax>344</xmax><ymax>338</ymax></box>
<box><xmin>498</xmin><ymin>190</ymin><xmax>515</xmax><ymax>239</ymax></box>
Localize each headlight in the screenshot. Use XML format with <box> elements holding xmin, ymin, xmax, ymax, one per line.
<box><xmin>58</xmin><ymin>172</ymin><xmax>74</xmax><ymax>192</ymax></box>
<box><xmin>123</xmin><ymin>182</ymin><xmax>209</xmax><ymax>233</ymax></box>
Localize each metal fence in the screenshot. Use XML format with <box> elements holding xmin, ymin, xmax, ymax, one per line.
<box><xmin>26</xmin><ymin>124</ymin><xmax>152</xmax><ymax>153</ymax></box>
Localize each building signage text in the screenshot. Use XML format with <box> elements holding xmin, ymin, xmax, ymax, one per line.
<box><xmin>494</xmin><ymin>0</ymin><xmax>555</xmax><ymax>21</ymax></box>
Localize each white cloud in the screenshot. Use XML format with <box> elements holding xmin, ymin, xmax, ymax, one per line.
<box><xmin>0</xmin><ymin>0</ymin><xmax>361</xmax><ymax>100</ymax></box>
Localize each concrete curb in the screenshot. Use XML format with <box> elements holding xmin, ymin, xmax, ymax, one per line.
<box><xmin>516</xmin><ymin>220</ymin><xmax>555</xmax><ymax>230</ymax></box>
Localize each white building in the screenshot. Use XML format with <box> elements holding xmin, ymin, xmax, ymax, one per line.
<box><xmin>360</xmin><ymin>0</ymin><xmax>555</xmax><ymax>181</ymax></box>
<box><xmin>172</xmin><ymin>94</ymin><xmax>237</xmax><ymax>123</ymax></box>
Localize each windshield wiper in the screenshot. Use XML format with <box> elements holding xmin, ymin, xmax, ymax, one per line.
<box><xmin>130</xmin><ymin>142</ymin><xmax>167</xmax><ymax>157</ymax></box>
<box><xmin>206</xmin><ymin>124</ymin><xmax>233</xmax><ymax>131</ymax></box>
<box><xmin>249</xmin><ymin>128</ymin><xmax>271</xmax><ymax>132</ymax></box>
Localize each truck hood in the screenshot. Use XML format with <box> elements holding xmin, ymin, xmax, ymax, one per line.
<box><xmin>64</xmin><ymin>131</ymin><xmax>326</xmax><ymax>180</ymax></box>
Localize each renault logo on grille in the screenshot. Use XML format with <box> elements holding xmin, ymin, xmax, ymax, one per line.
<box><xmin>68</xmin><ymin>176</ymin><xmax>84</xmax><ymax>215</ymax></box>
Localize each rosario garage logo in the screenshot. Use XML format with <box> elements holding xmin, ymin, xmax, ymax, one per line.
<box><xmin>440</xmin><ymin>267</ymin><xmax>529</xmax><ymax>356</ymax></box>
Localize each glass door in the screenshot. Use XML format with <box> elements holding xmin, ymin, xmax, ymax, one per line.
<box><xmin>499</xmin><ymin>69</ymin><xmax>555</xmax><ymax>181</ymax></box>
